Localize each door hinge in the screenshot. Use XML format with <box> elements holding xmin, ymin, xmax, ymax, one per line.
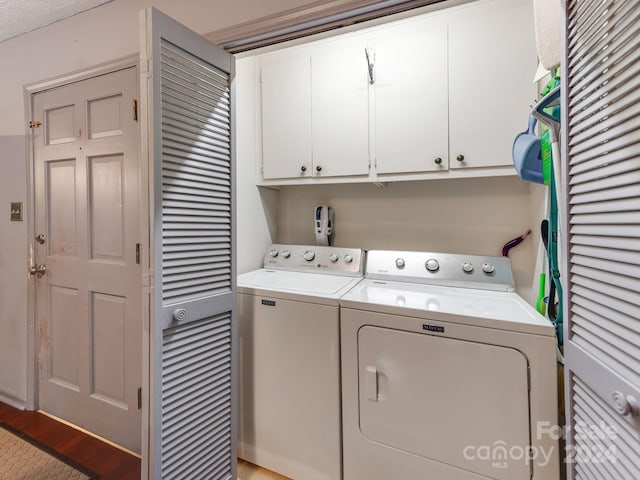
<box><xmin>29</xmin><ymin>120</ymin><xmax>42</xmax><ymax>128</ymax></box>
<box><xmin>132</xmin><ymin>99</ymin><xmax>138</xmax><ymax>122</ymax></box>
<box><xmin>137</xmin><ymin>387</ymin><xmax>142</xmax><ymax>410</ymax></box>
<box><xmin>136</xmin><ymin>243</ymin><xmax>141</xmax><ymax>264</ymax></box>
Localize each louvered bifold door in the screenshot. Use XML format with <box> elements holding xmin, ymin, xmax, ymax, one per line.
<box><xmin>564</xmin><ymin>1</ymin><xmax>640</xmax><ymax>479</ymax></box>
<box><xmin>140</xmin><ymin>8</ymin><xmax>236</xmax><ymax>480</ymax></box>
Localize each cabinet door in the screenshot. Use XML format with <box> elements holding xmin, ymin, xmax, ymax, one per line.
<box><xmin>311</xmin><ymin>34</ymin><xmax>370</xmax><ymax>178</ymax></box>
<box><xmin>448</xmin><ymin>0</ymin><xmax>537</xmax><ymax>170</ymax></box>
<box><xmin>374</xmin><ymin>15</ymin><xmax>448</xmax><ymax>175</ymax></box>
<box><xmin>261</xmin><ymin>50</ymin><xmax>312</xmax><ymax>179</ymax></box>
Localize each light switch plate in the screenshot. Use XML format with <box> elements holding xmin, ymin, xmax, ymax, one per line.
<box><xmin>10</xmin><ymin>202</ymin><xmax>22</xmax><ymax>221</ymax></box>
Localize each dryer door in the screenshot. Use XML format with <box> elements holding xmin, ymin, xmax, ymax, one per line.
<box><xmin>358</xmin><ymin>325</ymin><xmax>531</xmax><ymax>480</ymax></box>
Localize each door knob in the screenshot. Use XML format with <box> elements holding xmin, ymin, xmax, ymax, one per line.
<box><xmin>612</xmin><ymin>391</ymin><xmax>639</xmax><ymax>417</ymax></box>
<box><xmin>28</xmin><ymin>264</ymin><xmax>47</xmax><ymax>278</ymax></box>
<box><xmin>35</xmin><ymin>234</ymin><xmax>46</xmax><ymax>244</ymax></box>
<box><xmin>173</xmin><ymin>308</ymin><xmax>188</xmax><ymax>322</ymax></box>
<box><xmin>457</xmin><ymin>154</ymin><xmax>465</xmax><ymax>162</ymax></box>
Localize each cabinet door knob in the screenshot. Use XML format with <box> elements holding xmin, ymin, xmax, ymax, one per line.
<box><xmin>316</xmin><ymin>165</ymin><xmax>322</xmax><ymax>172</ymax></box>
<box><xmin>300</xmin><ymin>165</ymin><xmax>307</xmax><ymax>172</ymax></box>
<box><xmin>457</xmin><ymin>154</ymin><xmax>465</xmax><ymax>162</ymax></box>
<box><xmin>434</xmin><ymin>157</ymin><xmax>442</xmax><ymax>165</ymax></box>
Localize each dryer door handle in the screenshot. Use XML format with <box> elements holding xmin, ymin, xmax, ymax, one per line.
<box><xmin>365</xmin><ymin>366</ymin><xmax>379</xmax><ymax>402</ymax></box>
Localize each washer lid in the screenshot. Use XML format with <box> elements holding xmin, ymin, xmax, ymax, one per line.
<box><xmin>340</xmin><ymin>279</ymin><xmax>555</xmax><ymax>336</ymax></box>
<box><xmin>238</xmin><ymin>269</ymin><xmax>363</xmax><ymax>301</ymax></box>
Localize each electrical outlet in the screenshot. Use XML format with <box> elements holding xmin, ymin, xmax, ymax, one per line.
<box><xmin>10</xmin><ymin>202</ymin><xmax>22</xmax><ymax>221</ymax></box>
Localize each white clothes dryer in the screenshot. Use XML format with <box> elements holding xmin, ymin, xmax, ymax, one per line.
<box><xmin>340</xmin><ymin>250</ymin><xmax>560</xmax><ymax>480</ymax></box>
<box><xmin>237</xmin><ymin>244</ymin><xmax>365</xmax><ymax>480</ymax></box>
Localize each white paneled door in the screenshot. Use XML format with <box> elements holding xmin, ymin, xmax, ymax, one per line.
<box><xmin>32</xmin><ymin>67</ymin><xmax>142</xmax><ymax>453</ymax></box>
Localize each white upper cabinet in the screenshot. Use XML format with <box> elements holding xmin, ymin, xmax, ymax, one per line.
<box><xmin>311</xmin><ymin>34</ymin><xmax>370</xmax><ymax>178</ymax></box>
<box><xmin>261</xmin><ymin>49</ymin><xmax>312</xmax><ymax>180</ymax></box>
<box><xmin>256</xmin><ymin>0</ymin><xmax>537</xmax><ymax>185</ymax></box>
<box><xmin>448</xmin><ymin>0</ymin><xmax>537</xmax><ymax>170</ymax></box>
<box><xmin>373</xmin><ymin>14</ymin><xmax>449</xmax><ymax>174</ymax></box>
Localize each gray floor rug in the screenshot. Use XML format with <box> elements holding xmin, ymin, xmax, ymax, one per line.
<box><xmin>0</xmin><ymin>423</ymin><xmax>97</xmax><ymax>480</ymax></box>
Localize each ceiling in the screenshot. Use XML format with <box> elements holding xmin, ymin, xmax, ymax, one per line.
<box><xmin>0</xmin><ymin>0</ymin><xmax>111</xmax><ymax>43</ymax></box>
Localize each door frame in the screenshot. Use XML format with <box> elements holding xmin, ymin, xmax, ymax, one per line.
<box><xmin>24</xmin><ymin>55</ymin><xmax>146</xmax><ymax>452</ymax></box>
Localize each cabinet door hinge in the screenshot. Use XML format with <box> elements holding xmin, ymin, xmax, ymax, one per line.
<box><xmin>137</xmin><ymin>387</ymin><xmax>142</xmax><ymax>410</ymax></box>
<box><xmin>29</xmin><ymin>121</ymin><xmax>42</xmax><ymax>128</ymax></box>
<box><xmin>132</xmin><ymin>99</ymin><xmax>138</xmax><ymax>122</ymax></box>
<box><xmin>136</xmin><ymin>243</ymin><xmax>141</xmax><ymax>264</ymax></box>
<box><xmin>365</xmin><ymin>47</ymin><xmax>374</xmax><ymax>85</ymax></box>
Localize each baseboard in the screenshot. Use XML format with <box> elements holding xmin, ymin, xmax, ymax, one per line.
<box><xmin>0</xmin><ymin>390</ymin><xmax>27</xmax><ymax>410</ymax></box>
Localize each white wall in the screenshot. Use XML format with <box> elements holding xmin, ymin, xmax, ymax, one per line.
<box><xmin>277</xmin><ymin>177</ymin><xmax>538</xmax><ymax>298</ymax></box>
<box><xmin>0</xmin><ymin>136</ymin><xmax>29</xmax><ymax>404</ymax></box>
<box><xmin>0</xmin><ymin>0</ymin><xmax>306</xmax><ymax>407</ymax></box>
<box><xmin>236</xmin><ymin>56</ymin><xmax>278</xmax><ymax>274</ymax></box>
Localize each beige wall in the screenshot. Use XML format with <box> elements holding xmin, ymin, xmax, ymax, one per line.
<box><xmin>0</xmin><ymin>0</ymin><xmax>309</xmax><ymax>407</ymax></box>
<box><xmin>276</xmin><ymin>177</ymin><xmax>538</xmax><ymax>299</ymax></box>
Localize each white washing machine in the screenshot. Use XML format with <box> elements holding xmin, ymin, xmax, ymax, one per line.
<box><xmin>237</xmin><ymin>244</ymin><xmax>365</xmax><ymax>480</ymax></box>
<box><xmin>340</xmin><ymin>250</ymin><xmax>560</xmax><ymax>480</ymax></box>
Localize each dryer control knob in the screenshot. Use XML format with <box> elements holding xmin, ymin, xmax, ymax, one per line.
<box><xmin>482</xmin><ymin>263</ymin><xmax>495</xmax><ymax>274</ymax></box>
<box><xmin>303</xmin><ymin>250</ymin><xmax>315</xmax><ymax>261</ymax></box>
<box><xmin>395</xmin><ymin>258</ymin><xmax>405</xmax><ymax>269</ymax></box>
<box><xmin>269</xmin><ymin>249</ymin><xmax>279</xmax><ymax>258</ymax></box>
<box><xmin>425</xmin><ymin>259</ymin><xmax>440</xmax><ymax>272</ymax></box>
<box><xmin>282</xmin><ymin>250</ymin><xmax>291</xmax><ymax>259</ymax></box>
<box><xmin>344</xmin><ymin>255</ymin><xmax>354</xmax><ymax>264</ymax></box>
<box><xmin>329</xmin><ymin>253</ymin><xmax>339</xmax><ymax>263</ymax></box>
<box><xmin>462</xmin><ymin>261</ymin><xmax>474</xmax><ymax>273</ymax></box>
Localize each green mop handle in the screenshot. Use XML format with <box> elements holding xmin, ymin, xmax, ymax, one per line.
<box><xmin>536</xmin><ymin>273</ymin><xmax>547</xmax><ymax>316</ymax></box>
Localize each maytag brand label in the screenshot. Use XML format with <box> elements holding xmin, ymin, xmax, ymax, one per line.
<box><xmin>423</xmin><ymin>324</ymin><xmax>445</xmax><ymax>333</ymax></box>
<box><xmin>261</xmin><ymin>299</ymin><xmax>276</xmax><ymax>307</ymax></box>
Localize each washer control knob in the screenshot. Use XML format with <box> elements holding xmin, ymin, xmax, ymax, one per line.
<box><xmin>395</xmin><ymin>258</ymin><xmax>406</xmax><ymax>269</ymax></box>
<box><xmin>425</xmin><ymin>259</ymin><xmax>440</xmax><ymax>272</ymax></box>
<box><xmin>329</xmin><ymin>253</ymin><xmax>339</xmax><ymax>263</ymax></box>
<box><xmin>482</xmin><ymin>263</ymin><xmax>495</xmax><ymax>274</ymax></box>
<box><xmin>344</xmin><ymin>254</ymin><xmax>354</xmax><ymax>264</ymax></box>
<box><xmin>303</xmin><ymin>250</ymin><xmax>315</xmax><ymax>262</ymax></box>
<box><xmin>462</xmin><ymin>261</ymin><xmax>474</xmax><ymax>273</ymax></box>
<box><xmin>269</xmin><ymin>249</ymin><xmax>279</xmax><ymax>258</ymax></box>
<box><xmin>282</xmin><ymin>250</ymin><xmax>291</xmax><ymax>259</ymax></box>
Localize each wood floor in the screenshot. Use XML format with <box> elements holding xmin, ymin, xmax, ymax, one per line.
<box><xmin>238</xmin><ymin>459</ymin><xmax>293</xmax><ymax>480</ymax></box>
<box><xmin>0</xmin><ymin>402</ymin><xmax>140</xmax><ymax>479</ymax></box>
<box><xmin>1</xmin><ymin>401</ymin><xmax>293</xmax><ymax>480</ymax></box>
